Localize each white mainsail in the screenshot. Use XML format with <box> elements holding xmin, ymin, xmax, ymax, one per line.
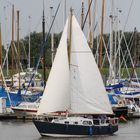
<box><xmin>70</xmin><ymin>16</ymin><xmax>113</xmax><ymax>114</ymax></box>
<box><xmin>37</xmin><ymin>19</ymin><xmax>70</xmax><ymax>115</ymax></box>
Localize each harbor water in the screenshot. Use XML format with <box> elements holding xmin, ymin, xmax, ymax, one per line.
<box><xmin>0</xmin><ymin>119</ymin><xmax>140</xmax><ymax>140</ymax></box>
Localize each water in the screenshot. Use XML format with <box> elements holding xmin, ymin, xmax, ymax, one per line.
<box><xmin>0</xmin><ymin>119</ymin><xmax>140</xmax><ymax>140</ymax></box>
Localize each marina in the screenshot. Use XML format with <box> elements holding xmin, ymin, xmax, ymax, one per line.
<box><xmin>0</xmin><ymin>0</ymin><xmax>140</xmax><ymax>139</ymax></box>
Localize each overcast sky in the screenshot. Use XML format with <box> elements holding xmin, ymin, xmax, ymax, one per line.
<box><xmin>0</xmin><ymin>0</ymin><xmax>139</xmax><ymax>46</ymax></box>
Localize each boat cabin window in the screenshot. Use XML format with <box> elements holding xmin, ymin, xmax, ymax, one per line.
<box><xmin>93</xmin><ymin>119</ymin><xmax>100</xmax><ymax>125</ymax></box>
<box><xmin>83</xmin><ymin>121</ymin><xmax>92</xmax><ymax>125</ymax></box>
<box><xmin>64</xmin><ymin>121</ymin><xmax>69</xmax><ymax>124</ymax></box>
<box><xmin>74</xmin><ymin>122</ymin><xmax>78</xmax><ymax>124</ymax></box>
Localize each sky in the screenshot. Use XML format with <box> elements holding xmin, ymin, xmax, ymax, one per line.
<box><xmin>0</xmin><ymin>0</ymin><xmax>139</xmax><ymax>46</ymax></box>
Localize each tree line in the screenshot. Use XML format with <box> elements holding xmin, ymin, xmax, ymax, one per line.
<box><xmin>2</xmin><ymin>30</ymin><xmax>140</xmax><ymax>71</ymax></box>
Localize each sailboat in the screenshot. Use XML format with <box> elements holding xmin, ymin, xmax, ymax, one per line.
<box><xmin>33</xmin><ymin>14</ymin><xmax>118</xmax><ymax>137</ymax></box>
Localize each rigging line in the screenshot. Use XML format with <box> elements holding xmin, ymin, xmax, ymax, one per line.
<box><xmin>92</xmin><ymin>21</ymin><xmax>98</xmax><ymax>50</ymax></box>
<box><xmin>2</xmin><ymin>44</ymin><xmax>10</xmax><ymax>68</ymax></box>
<box><xmin>75</xmin><ymin>3</ymin><xmax>84</xmax><ymax>19</ymax></box>
<box><xmin>120</xmin><ymin>47</ymin><xmax>131</xmax><ymax>79</ymax></box>
<box><xmin>33</xmin><ymin>17</ymin><xmax>42</xmax><ymax>32</ymax></box>
<box><xmin>0</xmin><ymin>65</ymin><xmax>12</xmax><ymax>105</ymax></box>
<box><xmin>116</xmin><ymin>33</ymin><xmax>134</xmax><ymax>79</ymax></box>
<box><xmin>13</xmin><ymin>42</ymin><xmax>24</xmax><ymax>72</ymax></box>
<box><xmin>24</xmin><ymin>1</ymin><xmax>62</xmax><ymax>95</ymax></box>
<box><xmin>20</xmin><ymin>40</ymin><xmax>28</xmax><ymax>61</ymax></box>
<box><xmin>4</xmin><ymin>0</ymin><xmax>13</xmax><ymax>5</ymax></box>
<box><xmin>123</xmin><ymin>0</ymin><xmax>134</xmax><ymax>31</ymax></box>
<box><xmin>109</xmin><ymin>0</ymin><xmax>134</xmax><ymax>64</ymax></box>
<box><xmin>119</xmin><ymin>31</ymin><xmax>134</xmax><ymax>75</ymax></box>
<box><xmin>95</xmin><ymin>11</ymin><xmax>111</xmax><ymax>70</ymax></box>
<box><xmin>113</xmin><ymin>31</ymin><xmax>134</xmax><ymax>72</ymax></box>
<box><xmin>101</xmin><ymin>35</ymin><xmax>110</xmax><ymax>69</ymax></box>
<box><xmin>113</xmin><ymin>2</ymin><xmax>135</xmax><ymax>75</ymax></box>
<box><xmin>122</xmin><ymin>32</ymin><xmax>139</xmax><ymax>84</ymax></box>
<box><xmin>82</xmin><ymin>0</ymin><xmax>93</xmax><ymax>30</ymax></box>
<box><xmin>95</xmin><ymin>12</ymin><xmax>110</xmax><ymax>70</ymax></box>
<box><xmin>12</xmin><ymin>43</ymin><xmax>19</xmax><ymax>73</ymax></box>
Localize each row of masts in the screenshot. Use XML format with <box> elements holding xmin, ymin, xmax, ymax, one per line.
<box><xmin>0</xmin><ymin>3</ymin><xmax>55</xmax><ymax>89</ymax></box>
<box><xmin>0</xmin><ymin>5</ymin><xmax>21</xmax><ymax>88</ymax></box>
<box><xmin>0</xmin><ymin>0</ymin><xmax>113</xmax><ymax>88</ymax></box>
<box><xmin>0</xmin><ymin>0</ymin><xmax>139</xmax><ymax>88</ymax></box>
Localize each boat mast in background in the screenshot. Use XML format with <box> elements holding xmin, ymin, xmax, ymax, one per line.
<box><xmin>17</xmin><ymin>10</ymin><xmax>20</xmax><ymax>89</ymax></box>
<box><xmin>11</xmin><ymin>5</ymin><xmax>15</xmax><ymax>86</ymax></box>
<box><xmin>50</xmin><ymin>6</ymin><xmax>54</xmax><ymax>64</ymax></box>
<box><xmin>42</xmin><ymin>0</ymin><xmax>46</xmax><ymax>87</ymax></box>
<box><xmin>28</xmin><ymin>16</ymin><xmax>31</xmax><ymax>69</ymax></box>
<box><xmin>99</xmin><ymin>0</ymin><xmax>105</xmax><ymax>69</ymax></box>
<box><xmin>3</xmin><ymin>6</ymin><xmax>9</xmax><ymax>76</ymax></box>
<box><xmin>92</xmin><ymin>0</ymin><xmax>97</xmax><ymax>48</ymax></box>
<box><xmin>81</xmin><ymin>1</ymin><xmax>84</xmax><ymax>29</ymax></box>
<box><xmin>0</xmin><ymin>23</ymin><xmax>4</xmax><ymax>85</ymax></box>
<box><xmin>68</xmin><ymin>8</ymin><xmax>73</xmax><ymax>64</ymax></box>
<box><xmin>88</xmin><ymin>0</ymin><xmax>92</xmax><ymax>49</ymax></box>
<box><xmin>109</xmin><ymin>0</ymin><xmax>114</xmax><ymax>84</ymax></box>
<box><xmin>64</xmin><ymin>0</ymin><xmax>67</xmax><ymax>24</ymax></box>
<box><xmin>0</xmin><ymin>23</ymin><xmax>2</xmax><ymax>66</ymax></box>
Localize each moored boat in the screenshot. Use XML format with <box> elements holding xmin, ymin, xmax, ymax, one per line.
<box><xmin>33</xmin><ymin>13</ymin><xmax>118</xmax><ymax>137</ymax></box>
<box><xmin>34</xmin><ymin>116</ymin><xmax>118</xmax><ymax>137</ymax></box>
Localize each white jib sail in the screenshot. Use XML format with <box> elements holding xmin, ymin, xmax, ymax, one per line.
<box><xmin>70</xmin><ymin>16</ymin><xmax>113</xmax><ymax>114</ymax></box>
<box><xmin>37</xmin><ymin>19</ymin><xmax>70</xmax><ymax>115</ymax></box>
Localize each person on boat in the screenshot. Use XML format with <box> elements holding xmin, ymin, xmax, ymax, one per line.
<box><xmin>98</xmin><ymin>115</ymin><xmax>107</xmax><ymax>123</ymax></box>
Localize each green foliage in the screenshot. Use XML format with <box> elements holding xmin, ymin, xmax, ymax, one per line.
<box><xmin>5</xmin><ymin>30</ymin><xmax>140</xmax><ymax>79</ymax></box>
<box><xmin>93</xmin><ymin>31</ymin><xmax>139</xmax><ymax>68</ymax></box>
<box><xmin>7</xmin><ymin>31</ymin><xmax>62</xmax><ymax>69</ymax></box>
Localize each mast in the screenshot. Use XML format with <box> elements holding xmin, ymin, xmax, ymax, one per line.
<box><xmin>17</xmin><ymin>10</ymin><xmax>20</xmax><ymax>89</ymax></box>
<box><xmin>88</xmin><ymin>0</ymin><xmax>92</xmax><ymax>49</ymax></box>
<box><xmin>64</xmin><ymin>0</ymin><xmax>66</xmax><ymax>24</ymax></box>
<box><xmin>81</xmin><ymin>1</ymin><xmax>84</xmax><ymax>29</ymax></box>
<box><xmin>42</xmin><ymin>1</ymin><xmax>46</xmax><ymax>87</ymax></box>
<box><xmin>6</xmin><ymin>45</ymin><xmax>9</xmax><ymax>76</ymax></box>
<box><xmin>99</xmin><ymin>0</ymin><xmax>105</xmax><ymax>69</ymax></box>
<box><xmin>4</xmin><ymin>6</ymin><xmax>9</xmax><ymax>76</ymax></box>
<box><xmin>11</xmin><ymin>5</ymin><xmax>15</xmax><ymax>86</ymax></box>
<box><xmin>117</xmin><ymin>8</ymin><xmax>122</xmax><ymax>81</ymax></box>
<box><xmin>134</xmin><ymin>27</ymin><xmax>137</xmax><ymax>67</ymax></box>
<box><xmin>50</xmin><ymin>6</ymin><xmax>54</xmax><ymax>64</ymax></box>
<box><xmin>114</xmin><ymin>16</ymin><xmax>117</xmax><ymax>78</ymax></box>
<box><xmin>109</xmin><ymin>0</ymin><xmax>114</xmax><ymax>84</ymax></box>
<box><xmin>118</xmin><ymin>29</ymin><xmax>121</xmax><ymax>81</ymax></box>
<box><xmin>92</xmin><ymin>0</ymin><xmax>97</xmax><ymax>47</ymax></box>
<box><xmin>28</xmin><ymin>16</ymin><xmax>31</xmax><ymax>69</ymax></box>
<box><xmin>0</xmin><ymin>23</ymin><xmax>2</xmax><ymax>66</ymax></box>
<box><xmin>0</xmin><ymin>23</ymin><xmax>4</xmax><ymax>85</ymax></box>
<box><xmin>68</xmin><ymin>8</ymin><xmax>73</xmax><ymax>64</ymax></box>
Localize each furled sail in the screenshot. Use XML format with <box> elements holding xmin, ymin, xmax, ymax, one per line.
<box><xmin>37</xmin><ymin>19</ymin><xmax>70</xmax><ymax>115</ymax></box>
<box><xmin>70</xmin><ymin>16</ymin><xmax>113</xmax><ymax>114</ymax></box>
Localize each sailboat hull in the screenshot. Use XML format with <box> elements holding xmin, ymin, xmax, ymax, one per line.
<box><xmin>33</xmin><ymin>120</ymin><xmax>118</xmax><ymax>137</ymax></box>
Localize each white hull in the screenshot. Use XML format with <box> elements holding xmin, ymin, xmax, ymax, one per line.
<box><xmin>41</xmin><ymin>133</ymin><xmax>87</xmax><ymax>137</ymax></box>
<box><xmin>11</xmin><ymin>101</ymin><xmax>40</xmax><ymax>115</ymax></box>
<box><xmin>12</xmin><ymin>108</ymin><xmax>37</xmax><ymax>115</ymax></box>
